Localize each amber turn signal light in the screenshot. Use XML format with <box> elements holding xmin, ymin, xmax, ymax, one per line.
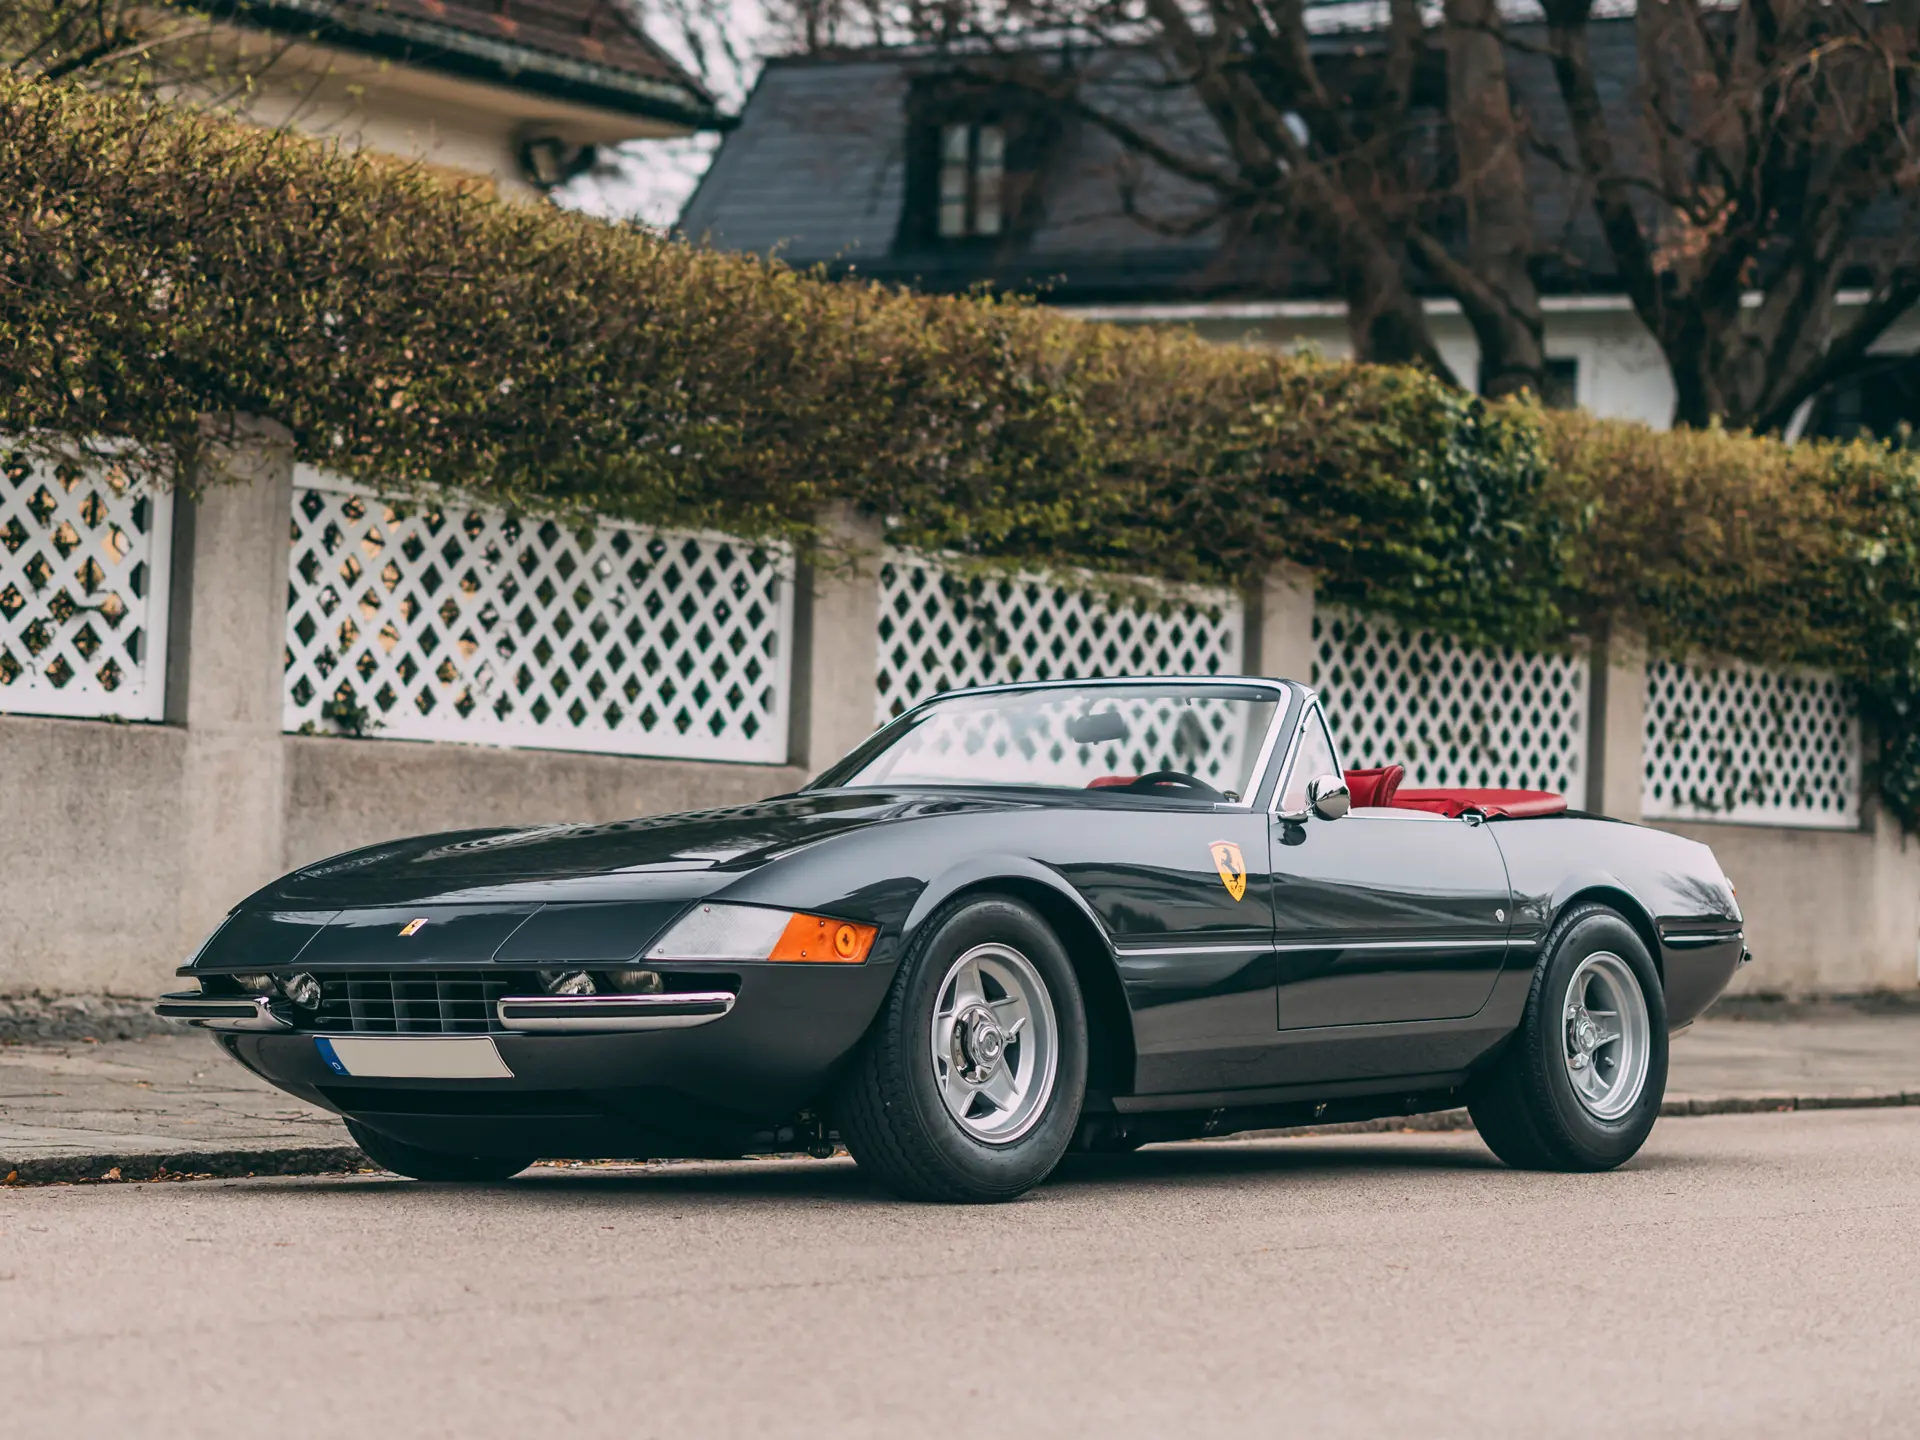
<box><xmin>769</xmin><ymin>913</ymin><xmax>877</xmax><ymax>963</ymax></box>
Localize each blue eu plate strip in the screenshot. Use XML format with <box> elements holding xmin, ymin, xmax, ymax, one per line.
<box><xmin>314</xmin><ymin>1036</ymin><xmax>350</xmax><ymax>1076</ymax></box>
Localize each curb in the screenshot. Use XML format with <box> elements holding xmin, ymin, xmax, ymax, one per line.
<box><xmin>1</xmin><ymin>1145</ymin><xmax>368</xmax><ymax>1187</ymax></box>
<box><xmin>5</xmin><ymin>1093</ymin><xmax>1918</xmax><ymax>1186</ymax></box>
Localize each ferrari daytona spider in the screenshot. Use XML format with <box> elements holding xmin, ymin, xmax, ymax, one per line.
<box><xmin>158</xmin><ymin>677</ymin><xmax>1747</xmax><ymax>1201</ymax></box>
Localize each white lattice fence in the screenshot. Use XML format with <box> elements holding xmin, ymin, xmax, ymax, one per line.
<box><xmin>1311</xmin><ymin>609</ymin><xmax>1589</xmax><ymax>805</ymax></box>
<box><xmin>0</xmin><ymin>447</ymin><xmax>173</xmax><ymax>721</ymax></box>
<box><xmin>284</xmin><ymin>474</ymin><xmax>794</xmax><ymax>762</ymax></box>
<box><xmin>1642</xmin><ymin>659</ymin><xmax>1859</xmax><ymax>828</ymax></box>
<box><xmin>875</xmin><ymin>553</ymin><xmax>1244</xmax><ymax>722</ymax></box>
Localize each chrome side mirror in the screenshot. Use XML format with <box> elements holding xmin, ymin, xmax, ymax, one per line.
<box><xmin>1307</xmin><ymin>773</ymin><xmax>1351</xmax><ymax>821</ymax></box>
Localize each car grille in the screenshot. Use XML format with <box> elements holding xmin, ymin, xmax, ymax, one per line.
<box><xmin>311</xmin><ymin>970</ymin><xmax>538</xmax><ymax>1035</ymax></box>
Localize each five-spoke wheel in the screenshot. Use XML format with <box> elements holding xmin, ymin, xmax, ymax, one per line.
<box><xmin>837</xmin><ymin>894</ymin><xmax>1087</xmax><ymax>1202</ymax></box>
<box><xmin>1560</xmin><ymin>951</ymin><xmax>1652</xmax><ymax>1121</ymax></box>
<box><xmin>1468</xmin><ymin>903</ymin><xmax>1668</xmax><ymax>1172</ymax></box>
<box><xmin>929</xmin><ymin>942</ymin><xmax>1059</xmax><ymax>1145</ymax></box>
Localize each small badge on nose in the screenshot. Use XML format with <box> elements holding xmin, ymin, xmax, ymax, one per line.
<box><xmin>399</xmin><ymin>917</ymin><xmax>429</xmax><ymax>937</ymax></box>
<box><xmin>1210</xmin><ymin>841</ymin><xmax>1247</xmax><ymax>902</ymax></box>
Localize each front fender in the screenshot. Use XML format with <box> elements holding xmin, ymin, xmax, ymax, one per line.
<box><xmin>902</xmin><ymin>852</ymin><xmax>1111</xmax><ymax>945</ymax></box>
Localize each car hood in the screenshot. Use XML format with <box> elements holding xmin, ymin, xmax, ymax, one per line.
<box><xmin>256</xmin><ymin>789</ymin><xmax>1026</xmax><ymax>909</ymax></box>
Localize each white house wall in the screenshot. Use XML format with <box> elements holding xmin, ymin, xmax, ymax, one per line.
<box><xmin>1127</xmin><ymin>305</ymin><xmax>1677</xmax><ymax>427</ymax></box>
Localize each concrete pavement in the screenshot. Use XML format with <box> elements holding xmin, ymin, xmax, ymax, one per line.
<box><xmin>5</xmin><ymin>1008</ymin><xmax>1920</xmax><ymax>1182</ymax></box>
<box><xmin>3</xmin><ymin>1107</ymin><xmax>1918</xmax><ymax>1438</ymax></box>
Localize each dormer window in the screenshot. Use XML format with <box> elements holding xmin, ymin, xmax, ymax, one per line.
<box><xmin>938</xmin><ymin>123</ymin><xmax>1005</xmax><ymax>238</ymax></box>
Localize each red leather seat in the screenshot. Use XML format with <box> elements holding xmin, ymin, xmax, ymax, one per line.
<box><xmin>1392</xmin><ymin>788</ymin><xmax>1567</xmax><ymax>818</ymax></box>
<box><xmin>1342</xmin><ymin>764</ymin><xmax>1405</xmax><ymax>808</ymax></box>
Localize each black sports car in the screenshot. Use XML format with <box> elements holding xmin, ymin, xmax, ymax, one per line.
<box><xmin>158</xmin><ymin>677</ymin><xmax>1747</xmax><ymax>1201</ymax></box>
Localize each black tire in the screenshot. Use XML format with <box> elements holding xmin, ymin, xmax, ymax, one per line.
<box><xmin>344</xmin><ymin>1118</ymin><xmax>536</xmax><ymax>1182</ymax></box>
<box><xmin>1468</xmin><ymin>903</ymin><xmax>1669</xmax><ymax>1172</ymax></box>
<box><xmin>835</xmin><ymin>894</ymin><xmax>1089</xmax><ymax>1202</ymax></box>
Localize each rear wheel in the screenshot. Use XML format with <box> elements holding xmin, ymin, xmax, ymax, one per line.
<box><xmin>1468</xmin><ymin>904</ymin><xmax>1668</xmax><ymax>1172</ymax></box>
<box><xmin>836</xmin><ymin>895</ymin><xmax>1088</xmax><ymax>1202</ymax></box>
<box><xmin>344</xmin><ymin>1118</ymin><xmax>535</xmax><ymax>1182</ymax></box>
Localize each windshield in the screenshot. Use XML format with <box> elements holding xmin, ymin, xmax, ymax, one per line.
<box><xmin>819</xmin><ymin>685</ymin><xmax>1282</xmax><ymax>802</ymax></box>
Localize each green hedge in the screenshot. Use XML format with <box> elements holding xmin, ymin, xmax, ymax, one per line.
<box><xmin>4</xmin><ymin>76</ymin><xmax>1919</xmax><ymax>825</ymax></box>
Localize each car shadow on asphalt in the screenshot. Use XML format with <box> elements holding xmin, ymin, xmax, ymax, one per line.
<box><xmin>209</xmin><ymin>1129</ymin><xmax>1603</xmax><ymax>1205</ymax></box>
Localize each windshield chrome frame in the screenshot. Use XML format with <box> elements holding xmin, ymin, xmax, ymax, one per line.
<box><xmin>810</xmin><ymin>675</ymin><xmax>1298</xmax><ymax>812</ymax></box>
<box><xmin>1267</xmin><ymin>690</ymin><xmax>1346</xmax><ymax>821</ymax></box>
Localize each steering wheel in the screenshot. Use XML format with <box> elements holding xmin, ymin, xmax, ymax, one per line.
<box><xmin>1122</xmin><ymin>770</ymin><xmax>1228</xmax><ymax>802</ymax></box>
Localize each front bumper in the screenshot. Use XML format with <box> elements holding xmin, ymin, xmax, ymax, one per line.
<box><xmin>190</xmin><ymin>960</ymin><xmax>896</xmax><ymax>1159</ymax></box>
<box><xmin>157</xmin><ymin>989</ymin><xmax>739</xmax><ymax>1035</ymax></box>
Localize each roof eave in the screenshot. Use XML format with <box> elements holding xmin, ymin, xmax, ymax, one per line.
<box><xmin>218</xmin><ymin>0</ymin><xmax>726</xmax><ymax>131</ymax></box>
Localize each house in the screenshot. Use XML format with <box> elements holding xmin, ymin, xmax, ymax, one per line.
<box><xmin>677</xmin><ymin>42</ymin><xmax>1919</xmax><ymax>437</ymax></box>
<box><xmin>194</xmin><ymin>0</ymin><xmax>720</xmax><ymax>197</ymax></box>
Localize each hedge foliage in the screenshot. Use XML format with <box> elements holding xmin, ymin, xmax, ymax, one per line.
<box><xmin>4</xmin><ymin>76</ymin><xmax>1920</xmax><ymax>825</ymax></box>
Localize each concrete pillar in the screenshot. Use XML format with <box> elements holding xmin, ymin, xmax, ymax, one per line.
<box><xmin>1244</xmin><ymin>563</ymin><xmax>1317</xmax><ymax>684</ymax></box>
<box><xmin>174</xmin><ymin>419</ymin><xmax>295</xmax><ymax>949</ymax></box>
<box><xmin>789</xmin><ymin>503</ymin><xmax>885</xmax><ymax>776</ymax></box>
<box><xmin>1586</xmin><ymin>624</ymin><xmax>1647</xmax><ymax>820</ymax></box>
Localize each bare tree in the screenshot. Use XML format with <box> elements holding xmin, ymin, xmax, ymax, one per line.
<box><xmin>797</xmin><ymin>0</ymin><xmax>1920</xmax><ymax>427</ymax></box>
<box><xmin>1538</xmin><ymin>0</ymin><xmax>1920</xmax><ymax>430</ymax></box>
<box><xmin>847</xmin><ymin>0</ymin><xmax>1545</xmax><ymax>392</ymax></box>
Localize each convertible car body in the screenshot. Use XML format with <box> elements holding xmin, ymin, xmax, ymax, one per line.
<box><xmin>160</xmin><ymin>677</ymin><xmax>1747</xmax><ymax>1199</ymax></box>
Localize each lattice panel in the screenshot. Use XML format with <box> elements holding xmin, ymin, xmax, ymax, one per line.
<box><xmin>284</xmin><ymin>476</ymin><xmax>793</xmax><ymax>762</ymax></box>
<box><xmin>1311</xmin><ymin>609</ymin><xmax>1589</xmax><ymax>805</ymax></box>
<box><xmin>0</xmin><ymin>448</ymin><xmax>173</xmax><ymax>721</ymax></box>
<box><xmin>1642</xmin><ymin>659</ymin><xmax>1859</xmax><ymax>828</ymax></box>
<box><xmin>875</xmin><ymin>553</ymin><xmax>1244</xmax><ymax>723</ymax></box>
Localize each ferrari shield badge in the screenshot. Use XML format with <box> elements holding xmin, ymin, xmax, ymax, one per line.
<box><xmin>398</xmin><ymin>917</ymin><xmax>429</xmax><ymax>937</ymax></box>
<box><xmin>1210</xmin><ymin>841</ymin><xmax>1247</xmax><ymax>902</ymax></box>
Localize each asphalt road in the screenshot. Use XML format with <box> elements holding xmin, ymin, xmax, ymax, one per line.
<box><xmin>5</xmin><ymin>1109</ymin><xmax>1918</xmax><ymax>1440</ymax></box>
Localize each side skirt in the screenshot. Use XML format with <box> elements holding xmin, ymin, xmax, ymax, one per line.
<box><xmin>1083</xmin><ymin>1075</ymin><xmax>1467</xmax><ymax>1148</ymax></box>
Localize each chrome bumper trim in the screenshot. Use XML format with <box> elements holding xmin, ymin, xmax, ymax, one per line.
<box><xmin>154</xmin><ymin>992</ymin><xmax>291</xmax><ymax>1032</ymax></box>
<box><xmin>494</xmin><ymin>991</ymin><xmax>736</xmax><ymax>1033</ymax></box>
<box><xmin>1661</xmin><ymin>930</ymin><xmax>1745</xmax><ymax>950</ymax></box>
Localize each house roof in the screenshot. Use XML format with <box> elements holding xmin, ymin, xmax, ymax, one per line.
<box><xmin>676</xmin><ymin>36</ymin><xmax>1638</xmax><ymax>302</ymax></box>
<box><xmin>222</xmin><ymin>0</ymin><xmax>721</xmax><ymax>130</ymax></box>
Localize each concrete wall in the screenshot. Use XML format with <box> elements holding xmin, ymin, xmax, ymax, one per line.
<box><xmin>0</xmin><ymin>717</ymin><xmax>193</xmax><ymax>996</ymax></box>
<box><xmin>1661</xmin><ymin>815</ymin><xmax>1920</xmax><ymax>996</ymax></box>
<box><xmin>284</xmin><ymin>738</ymin><xmax>804</xmax><ymax>873</ymax></box>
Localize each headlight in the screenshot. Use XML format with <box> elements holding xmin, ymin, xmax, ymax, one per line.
<box><xmin>539</xmin><ymin>970</ymin><xmax>597</xmax><ymax>995</ymax></box>
<box><xmin>230</xmin><ymin>973</ymin><xmax>276</xmax><ymax>994</ymax></box>
<box><xmin>282</xmin><ymin>972</ymin><xmax>322</xmax><ymax>1009</ymax></box>
<box><xmin>646</xmin><ymin>904</ymin><xmax>877</xmax><ymax>964</ymax></box>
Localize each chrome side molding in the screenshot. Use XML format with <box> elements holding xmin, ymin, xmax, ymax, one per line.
<box><xmin>495</xmin><ymin>991</ymin><xmax>736</xmax><ymax>1033</ymax></box>
<box><xmin>154</xmin><ymin>992</ymin><xmax>291</xmax><ymax>1032</ymax></box>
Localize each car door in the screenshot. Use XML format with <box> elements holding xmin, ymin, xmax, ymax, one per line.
<box><xmin>1062</xmin><ymin>801</ymin><xmax>1278</xmax><ymax>1095</ymax></box>
<box><xmin>1269</xmin><ymin>705</ymin><xmax>1511</xmax><ymax>1029</ymax></box>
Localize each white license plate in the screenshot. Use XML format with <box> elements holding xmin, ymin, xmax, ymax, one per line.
<box><xmin>316</xmin><ymin>1036</ymin><xmax>513</xmax><ymax>1080</ymax></box>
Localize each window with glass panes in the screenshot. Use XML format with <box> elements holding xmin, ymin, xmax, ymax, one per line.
<box><xmin>937</xmin><ymin>123</ymin><xmax>1005</xmax><ymax>238</ymax></box>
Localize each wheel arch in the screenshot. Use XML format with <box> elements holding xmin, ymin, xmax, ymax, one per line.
<box><xmin>906</xmin><ymin>860</ymin><xmax>1136</xmax><ymax>1102</ymax></box>
<box><xmin>1551</xmin><ymin>883</ymin><xmax>1664</xmax><ymax>983</ymax></box>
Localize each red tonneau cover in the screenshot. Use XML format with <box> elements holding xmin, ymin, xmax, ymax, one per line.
<box><xmin>1391</xmin><ymin>788</ymin><xmax>1568</xmax><ymax>819</ymax></box>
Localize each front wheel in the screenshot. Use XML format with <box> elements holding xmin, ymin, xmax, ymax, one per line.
<box><xmin>345</xmin><ymin>1119</ymin><xmax>536</xmax><ymax>1182</ymax></box>
<box><xmin>1468</xmin><ymin>903</ymin><xmax>1668</xmax><ymax>1172</ymax></box>
<box><xmin>835</xmin><ymin>895</ymin><xmax>1088</xmax><ymax>1202</ymax></box>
